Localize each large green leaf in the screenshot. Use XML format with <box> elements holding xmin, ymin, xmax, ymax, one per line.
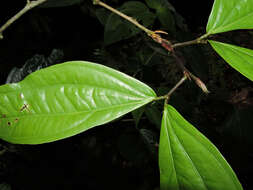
<box><xmin>209</xmin><ymin>40</ymin><xmax>253</xmax><ymax>81</ymax></box>
<box><xmin>104</xmin><ymin>1</ymin><xmax>155</xmax><ymax>45</ymax></box>
<box><xmin>159</xmin><ymin>105</ymin><xmax>243</xmax><ymax>190</ymax></box>
<box><xmin>206</xmin><ymin>0</ymin><xmax>253</xmax><ymax>34</ymax></box>
<box><xmin>0</xmin><ymin>61</ymin><xmax>156</xmax><ymax>144</ymax></box>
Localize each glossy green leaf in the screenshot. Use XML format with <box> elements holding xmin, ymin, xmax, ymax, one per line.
<box><xmin>104</xmin><ymin>1</ymin><xmax>155</xmax><ymax>45</ymax></box>
<box><xmin>0</xmin><ymin>61</ymin><xmax>156</xmax><ymax>144</ymax></box>
<box><xmin>159</xmin><ymin>105</ymin><xmax>243</xmax><ymax>190</ymax></box>
<box><xmin>207</xmin><ymin>0</ymin><xmax>253</xmax><ymax>34</ymax></box>
<box><xmin>209</xmin><ymin>40</ymin><xmax>253</xmax><ymax>81</ymax></box>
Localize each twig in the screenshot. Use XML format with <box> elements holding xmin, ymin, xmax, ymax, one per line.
<box><xmin>170</xmin><ymin>51</ymin><xmax>190</xmax><ymax>77</ymax></box>
<box><xmin>167</xmin><ymin>75</ymin><xmax>188</xmax><ymax>96</ymax></box>
<box><xmin>170</xmin><ymin>51</ymin><xmax>209</xmax><ymax>93</ymax></box>
<box><xmin>154</xmin><ymin>75</ymin><xmax>187</xmax><ymax>103</ymax></box>
<box><xmin>172</xmin><ymin>39</ymin><xmax>203</xmax><ymax>49</ymax></box>
<box><xmin>93</xmin><ymin>0</ymin><xmax>175</xmax><ymax>50</ymax></box>
<box><xmin>92</xmin><ymin>0</ymin><xmax>212</xmax><ymax>51</ymax></box>
<box><xmin>0</xmin><ymin>0</ymin><xmax>48</xmax><ymax>39</ymax></box>
<box><xmin>93</xmin><ymin>0</ymin><xmax>153</xmax><ymax>35</ymax></box>
<box><xmin>172</xmin><ymin>33</ymin><xmax>209</xmax><ymax>49</ymax></box>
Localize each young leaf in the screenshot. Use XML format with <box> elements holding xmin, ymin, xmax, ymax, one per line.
<box><xmin>209</xmin><ymin>40</ymin><xmax>253</xmax><ymax>81</ymax></box>
<box><xmin>159</xmin><ymin>104</ymin><xmax>243</xmax><ymax>190</ymax></box>
<box><xmin>0</xmin><ymin>61</ymin><xmax>156</xmax><ymax>144</ymax></box>
<box><xmin>207</xmin><ymin>0</ymin><xmax>253</xmax><ymax>34</ymax></box>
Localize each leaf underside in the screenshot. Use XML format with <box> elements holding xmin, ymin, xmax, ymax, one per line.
<box><xmin>159</xmin><ymin>105</ymin><xmax>243</xmax><ymax>190</ymax></box>
<box><xmin>206</xmin><ymin>0</ymin><xmax>253</xmax><ymax>34</ymax></box>
<box><xmin>209</xmin><ymin>40</ymin><xmax>253</xmax><ymax>81</ymax></box>
<box><xmin>0</xmin><ymin>61</ymin><xmax>156</xmax><ymax>144</ymax></box>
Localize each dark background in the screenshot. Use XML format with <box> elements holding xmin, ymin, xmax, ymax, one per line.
<box><xmin>0</xmin><ymin>0</ymin><xmax>253</xmax><ymax>189</ymax></box>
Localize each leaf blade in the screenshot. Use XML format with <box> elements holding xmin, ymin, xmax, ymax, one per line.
<box><xmin>0</xmin><ymin>61</ymin><xmax>156</xmax><ymax>144</ymax></box>
<box><xmin>159</xmin><ymin>105</ymin><xmax>243</xmax><ymax>190</ymax></box>
<box><xmin>209</xmin><ymin>40</ymin><xmax>253</xmax><ymax>81</ymax></box>
<box><xmin>206</xmin><ymin>0</ymin><xmax>253</xmax><ymax>34</ymax></box>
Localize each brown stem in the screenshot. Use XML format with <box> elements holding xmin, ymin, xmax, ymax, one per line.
<box><xmin>0</xmin><ymin>0</ymin><xmax>48</xmax><ymax>39</ymax></box>
<box><xmin>170</xmin><ymin>51</ymin><xmax>209</xmax><ymax>93</ymax></box>
<box><xmin>171</xmin><ymin>51</ymin><xmax>190</xmax><ymax>78</ymax></box>
<box><xmin>189</xmin><ymin>73</ymin><xmax>209</xmax><ymax>93</ymax></box>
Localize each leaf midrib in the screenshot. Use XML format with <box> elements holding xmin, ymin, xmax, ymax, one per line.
<box><xmin>1</xmin><ymin>98</ymin><xmax>154</xmax><ymax>119</ymax></box>
<box><xmin>163</xmin><ymin>110</ymin><xmax>179</xmax><ymax>189</ymax></box>
<box><xmin>1</xmin><ymin>82</ymin><xmax>152</xmax><ymax>99</ymax></box>
<box><xmin>172</xmin><ymin>112</ymin><xmax>240</xmax><ymax>189</ymax></box>
<box><xmin>169</xmin><ymin>116</ymin><xmax>208</xmax><ymax>190</ymax></box>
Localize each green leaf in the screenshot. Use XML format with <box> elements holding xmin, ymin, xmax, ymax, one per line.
<box><xmin>104</xmin><ymin>1</ymin><xmax>155</xmax><ymax>45</ymax></box>
<box><xmin>207</xmin><ymin>0</ymin><xmax>253</xmax><ymax>34</ymax></box>
<box><xmin>159</xmin><ymin>105</ymin><xmax>243</xmax><ymax>190</ymax></box>
<box><xmin>0</xmin><ymin>61</ymin><xmax>156</xmax><ymax>144</ymax></box>
<box><xmin>209</xmin><ymin>40</ymin><xmax>253</xmax><ymax>81</ymax></box>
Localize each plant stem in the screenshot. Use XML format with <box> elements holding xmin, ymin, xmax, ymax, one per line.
<box><xmin>153</xmin><ymin>75</ymin><xmax>188</xmax><ymax>103</ymax></box>
<box><xmin>172</xmin><ymin>34</ymin><xmax>210</xmax><ymax>49</ymax></box>
<box><xmin>165</xmin><ymin>75</ymin><xmax>187</xmax><ymax>104</ymax></box>
<box><xmin>0</xmin><ymin>0</ymin><xmax>48</xmax><ymax>39</ymax></box>
<box><xmin>172</xmin><ymin>39</ymin><xmax>201</xmax><ymax>48</ymax></box>
<box><xmin>171</xmin><ymin>52</ymin><xmax>189</xmax><ymax>76</ymax></box>
<box><xmin>93</xmin><ymin>0</ymin><xmax>153</xmax><ymax>35</ymax></box>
